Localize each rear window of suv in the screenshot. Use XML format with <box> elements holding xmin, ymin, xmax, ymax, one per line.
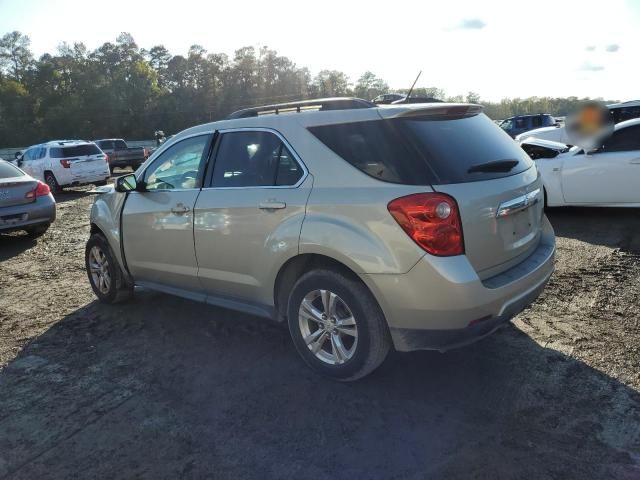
<box><xmin>308</xmin><ymin>113</ymin><xmax>533</xmax><ymax>185</ymax></box>
<box><xmin>50</xmin><ymin>144</ymin><xmax>101</xmax><ymax>158</ymax></box>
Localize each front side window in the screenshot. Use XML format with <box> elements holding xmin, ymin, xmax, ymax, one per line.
<box><xmin>144</xmin><ymin>135</ymin><xmax>210</xmax><ymax>190</ymax></box>
<box><xmin>211</xmin><ymin>131</ymin><xmax>303</xmax><ymax>187</ymax></box>
<box><xmin>115</xmin><ymin>140</ymin><xmax>127</xmax><ymax>150</ymax></box>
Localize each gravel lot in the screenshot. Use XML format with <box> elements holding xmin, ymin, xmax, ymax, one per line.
<box><xmin>0</xmin><ymin>188</ymin><xmax>639</xmax><ymax>479</ymax></box>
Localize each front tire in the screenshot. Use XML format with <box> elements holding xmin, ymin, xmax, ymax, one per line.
<box><xmin>85</xmin><ymin>234</ymin><xmax>133</xmax><ymax>303</ymax></box>
<box><xmin>287</xmin><ymin>269</ymin><xmax>391</xmax><ymax>381</ymax></box>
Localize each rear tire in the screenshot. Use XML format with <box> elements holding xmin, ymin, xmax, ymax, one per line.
<box><xmin>25</xmin><ymin>224</ymin><xmax>49</xmax><ymax>238</ymax></box>
<box><xmin>287</xmin><ymin>269</ymin><xmax>391</xmax><ymax>381</ymax></box>
<box><xmin>44</xmin><ymin>172</ymin><xmax>60</xmax><ymax>193</ymax></box>
<box><xmin>85</xmin><ymin>233</ymin><xmax>133</xmax><ymax>304</ymax></box>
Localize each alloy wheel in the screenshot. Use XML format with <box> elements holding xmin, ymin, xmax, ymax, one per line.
<box><xmin>88</xmin><ymin>246</ymin><xmax>111</xmax><ymax>295</ymax></box>
<box><xmin>298</xmin><ymin>289</ymin><xmax>358</xmax><ymax>365</ymax></box>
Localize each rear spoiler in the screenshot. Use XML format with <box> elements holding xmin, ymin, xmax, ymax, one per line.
<box><xmin>377</xmin><ymin>103</ymin><xmax>483</xmax><ymax>120</ymax></box>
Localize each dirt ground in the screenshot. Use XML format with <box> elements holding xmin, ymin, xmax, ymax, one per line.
<box><xmin>0</xmin><ymin>187</ymin><xmax>639</xmax><ymax>479</ymax></box>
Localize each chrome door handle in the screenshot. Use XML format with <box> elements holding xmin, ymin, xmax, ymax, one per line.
<box><xmin>171</xmin><ymin>204</ymin><xmax>190</xmax><ymax>214</ymax></box>
<box><xmin>259</xmin><ymin>201</ymin><xmax>286</xmax><ymax>210</ymax></box>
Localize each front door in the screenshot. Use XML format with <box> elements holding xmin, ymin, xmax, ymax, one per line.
<box><xmin>562</xmin><ymin>124</ymin><xmax>640</xmax><ymax>204</ymax></box>
<box><xmin>194</xmin><ymin>129</ymin><xmax>311</xmax><ymax>306</ymax></box>
<box><xmin>122</xmin><ymin>133</ymin><xmax>212</xmax><ymax>295</ymax></box>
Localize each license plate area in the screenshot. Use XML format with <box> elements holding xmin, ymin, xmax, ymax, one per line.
<box><xmin>0</xmin><ymin>213</ymin><xmax>28</xmax><ymax>225</ymax></box>
<box><xmin>498</xmin><ymin>208</ymin><xmax>538</xmax><ymax>250</ymax></box>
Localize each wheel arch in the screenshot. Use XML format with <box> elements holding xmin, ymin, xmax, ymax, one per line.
<box><xmin>273</xmin><ymin>253</ymin><xmax>364</xmax><ymax>323</ymax></box>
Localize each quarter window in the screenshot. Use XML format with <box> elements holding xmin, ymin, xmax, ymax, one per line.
<box><xmin>211</xmin><ymin>131</ymin><xmax>303</xmax><ymax>187</ymax></box>
<box><xmin>143</xmin><ymin>135</ymin><xmax>210</xmax><ymax>190</ymax></box>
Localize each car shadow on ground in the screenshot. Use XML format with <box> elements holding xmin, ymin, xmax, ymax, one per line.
<box><xmin>547</xmin><ymin>207</ymin><xmax>640</xmax><ymax>250</ymax></box>
<box><xmin>1</xmin><ymin>291</ymin><xmax>638</xmax><ymax>479</ymax></box>
<box><xmin>0</xmin><ymin>233</ymin><xmax>36</xmax><ymax>261</ymax></box>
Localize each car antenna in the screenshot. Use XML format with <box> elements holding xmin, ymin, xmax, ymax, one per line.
<box><xmin>405</xmin><ymin>70</ymin><xmax>422</xmax><ymax>101</ymax></box>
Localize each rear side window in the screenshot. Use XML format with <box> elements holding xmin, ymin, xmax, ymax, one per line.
<box><xmin>50</xmin><ymin>144</ymin><xmax>101</xmax><ymax>158</ymax></box>
<box><xmin>0</xmin><ymin>161</ymin><xmax>23</xmax><ymax>178</ymax></box>
<box><xmin>309</xmin><ymin>121</ymin><xmax>435</xmax><ymax>184</ymax></box>
<box><xmin>309</xmin><ymin>114</ymin><xmax>533</xmax><ymax>185</ymax></box>
<box><xmin>115</xmin><ymin>140</ymin><xmax>128</xmax><ymax>150</ymax></box>
<box><xmin>97</xmin><ymin>140</ymin><xmax>113</xmax><ymax>150</ymax></box>
<box><xmin>211</xmin><ymin>131</ymin><xmax>303</xmax><ymax>187</ymax></box>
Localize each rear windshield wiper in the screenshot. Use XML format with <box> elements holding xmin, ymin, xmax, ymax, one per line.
<box><xmin>467</xmin><ymin>159</ymin><xmax>519</xmax><ymax>174</ymax></box>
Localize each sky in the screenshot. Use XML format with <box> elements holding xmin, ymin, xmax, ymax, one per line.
<box><xmin>0</xmin><ymin>0</ymin><xmax>639</xmax><ymax>101</ymax></box>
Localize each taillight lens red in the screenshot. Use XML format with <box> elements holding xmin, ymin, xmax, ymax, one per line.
<box><xmin>25</xmin><ymin>181</ymin><xmax>51</xmax><ymax>199</ymax></box>
<box><xmin>60</xmin><ymin>159</ymin><xmax>71</xmax><ymax>168</ymax></box>
<box><xmin>104</xmin><ymin>154</ymin><xmax>110</xmax><ymax>163</ymax></box>
<box><xmin>387</xmin><ymin>193</ymin><xmax>464</xmax><ymax>256</ymax></box>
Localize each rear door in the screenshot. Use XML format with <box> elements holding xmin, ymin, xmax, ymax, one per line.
<box><xmin>562</xmin><ymin>124</ymin><xmax>640</xmax><ymax>204</ymax></box>
<box><xmin>122</xmin><ymin>133</ymin><xmax>213</xmax><ymax>294</ymax></box>
<box><xmin>194</xmin><ymin>129</ymin><xmax>311</xmax><ymax>305</ymax></box>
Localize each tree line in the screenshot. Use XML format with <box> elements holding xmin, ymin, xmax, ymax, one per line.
<box><xmin>0</xmin><ymin>31</ymin><xmax>618</xmax><ymax>148</ymax></box>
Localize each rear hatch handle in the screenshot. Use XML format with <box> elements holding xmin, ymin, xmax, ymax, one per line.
<box><xmin>496</xmin><ymin>188</ymin><xmax>541</xmax><ymax>218</ymax></box>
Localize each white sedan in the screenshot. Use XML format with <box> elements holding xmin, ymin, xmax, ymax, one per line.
<box><xmin>523</xmin><ymin>118</ymin><xmax>640</xmax><ymax>207</ymax></box>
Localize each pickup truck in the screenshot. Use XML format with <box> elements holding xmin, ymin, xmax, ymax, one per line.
<box><xmin>94</xmin><ymin>139</ymin><xmax>149</xmax><ymax>170</ymax></box>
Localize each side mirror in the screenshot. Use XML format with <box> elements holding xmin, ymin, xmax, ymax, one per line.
<box><xmin>115</xmin><ymin>173</ymin><xmax>140</xmax><ymax>192</ymax></box>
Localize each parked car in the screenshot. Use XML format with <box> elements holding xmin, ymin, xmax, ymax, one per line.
<box><xmin>0</xmin><ymin>159</ymin><xmax>56</xmax><ymax>237</ymax></box>
<box><xmin>524</xmin><ymin>118</ymin><xmax>640</xmax><ymax>207</ymax></box>
<box><xmin>516</xmin><ymin>100</ymin><xmax>640</xmax><ymax>144</ymax></box>
<box><xmin>499</xmin><ymin>114</ymin><xmax>557</xmax><ymax>137</ymax></box>
<box><xmin>17</xmin><ymin>140</ymin><xmax>110</xmax><ymax>193</ymax></box>
<box><xmin>519</xmin><ymin>137</ymin><xmax>570</xmax><ymax>160</ymax></box>
<box><xmin>86</xmin><ymin>98</ymin><xmax>555</xmax><ymax>380</ymax></box>
<box><xmin>94</xmin><ymin>139</ymin><xmax>149</xmax><ymax>170</ymax></box>
<box><xmin>372</xmin><ymin>93</ymin><xmax>405</xmax><ymax>104</ymax></box>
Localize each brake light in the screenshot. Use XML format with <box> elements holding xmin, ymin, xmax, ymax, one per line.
<box><xmin>25</xmin><ymin>181</ymin><xmax>51</xmax><ymax>199</ymax></box>
<box><xmin>387</xmin><ymin>193</ymin><xmax>464</xmax><ymax>256</ymax></box>
<box><xmin>60</xmin><ymin>159</ymin><xmax>71</xmax><ymax>168</ymax></box>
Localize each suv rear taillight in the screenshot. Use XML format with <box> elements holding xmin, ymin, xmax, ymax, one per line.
<box><xmin>60</xmin><ymin>159</ymin><xmax>71</xmax><ymax>168</ymax></box>
<box><xmin>387</xmin><ymin>193</ymin><xmax>464</xmax><ymax>256</ymax></box>
<box><xmin>25</xmin><ymin>181</ymin><xmax>51</xmax><ymax>199</ymax></box>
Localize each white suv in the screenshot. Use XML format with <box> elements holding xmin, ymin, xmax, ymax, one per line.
<box><xmin>18</xmin><ymin>140</ymin><xmax>111</xmax><ymax>192</ymax></box>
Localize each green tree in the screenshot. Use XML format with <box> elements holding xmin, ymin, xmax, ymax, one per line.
<box><xmin>0</xmin><ymin>31</ymin><xmax>33</xmax><ymax>82</ymax></box>
<box><xmin>354</xmin><ymin>71</ymin><xmax>388</xmax><ymax>100</ymax></box>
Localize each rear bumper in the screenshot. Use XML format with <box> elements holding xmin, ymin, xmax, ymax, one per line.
<box><xmin>59</xmin><ymin>171</ymin><xmax>110</xmax><ymax>187</ymax></box>
<box><xmin>0</xmin><ymin>194</ymin><xmax>56</xmax><ymax>232</ymax></box>
<box><xmin>362</xmin><ymin>216</ymin><xmax>555</xmax><ymax>352</ymax></box>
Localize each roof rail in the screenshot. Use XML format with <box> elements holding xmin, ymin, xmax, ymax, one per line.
<box><xmin>226</xmin><ymin>97</ymin><xmax>375</xmax><ymax>119</ymax></box>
